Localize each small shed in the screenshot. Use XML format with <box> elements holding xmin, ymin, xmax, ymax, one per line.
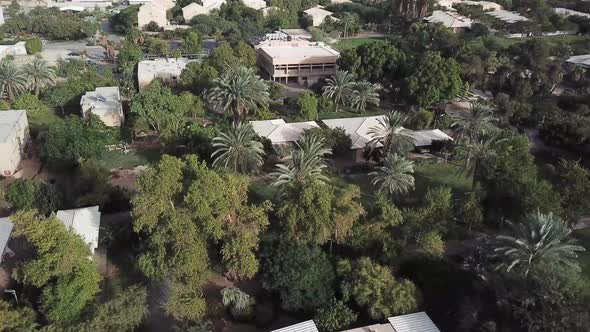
<box><xmin>56</xmin><ymin>206</ymin><xmax>101</xmax><ymax>253</ymax></box>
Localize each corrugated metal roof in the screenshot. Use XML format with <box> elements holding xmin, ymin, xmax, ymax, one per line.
<box><xmin>271</xmin><ymin>320</ymin><xmax>319</xmax><ymax>332</ymax></box>
<box><xmin>250</xmin><ymin>119</ymin><xmax>319</xmax><ymax>144</ymax></box>
<box><xmin>407</xmin><ymin>129</ymin><xmax>453</xmax><ymax>147</ymax></box>
<box><xmin>388</xmin><ymin>312</ymin><xmax>440</xmax><ymax>332</ymax></box>
<box><xmin>0</xmin><ymin>217</ymin><xmax>14</xmax><ymax>264</ymax></box>
<box><xmin>56</xmin><ymin>206</ymin><xmax>101</xmax><ymax>253</ymax></box>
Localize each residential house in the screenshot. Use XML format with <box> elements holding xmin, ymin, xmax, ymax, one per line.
<box><xmin>426</xmin><ymin>10</ymin><xmax>472</xmax><ymax>32</ymax></box>
<box><xmin>243</xmin><ymin>0</ymin><xmax>266</xmax><ymax>10</ymax></box>
<box><xmin>566</xmin><ymin>54</ymin><xmax>590</xmax><ymax>67</ymax></box>
<box><xmin>271</xmin><ymin>320</ymin><xmax>318</xmax><ymax>332</ymax></box>
<box><xmin>138</xmin><ymin>0</ymin><xmax>171</xmax><ymax>28</ymax></box>
<box><xmin>80</xmin><ymin>87</ymin><xmax>124</xmax><ymax>127</ymax></box>
<box><xmin>250</xmin><ymin>119</ymin><xmax>319</xmax><ymax>145</ymax></box>
<box><xmin>322</xmin><ymin>115</ymin><xmax>453</xmax><ymax>161</ymax></box>
<box><xmin>343</xmin><ymin>312</ymin><xmax>440</xmax><ymax>332</ymax></box>
<box><xmin>0</xmin><ymin>217</ymin><xmax>13</xmax><ymax>265</ymax></box>
<box><xmin>257</xmin><ymin>40</ymin><xmax>340</xmax><ymax>86</ymax></box>
<box><xmin>0</xmin><ymin>110</ymin><xmax>29</xmax><ymax>177</ymax></box>
<box><xmin>304</xmin><ymin>5</ymin><xmax>338</xmax><ymax>27</ymax></box>
<box><xmin>182</xmin><ymin>0</ymin><xmax>224</xmax><ymax>22</ymax></box>
<box><xmin>137</xmin><ymin>58</ymin><xmax>197</xmax><ymax>91</ymax></box>
<box><xmin>486</xmin><ymin>9</ymin><xmax>528</xmax><ymax>23</ymax></box>
<box><xmin>56</xmin><ymin>206</ymin><xmax>101</xmax><ymax>253</ymax></box>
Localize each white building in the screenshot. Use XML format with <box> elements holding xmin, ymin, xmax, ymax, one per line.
<box><xmin>47</xmin><ymin>0</ymin><xmax>113</xmax><ymax>11</ymax></box>
<box><xmin>182</xmin><ymin>0</ymin><xmax>224</xmax><ymax>22</ymax></box>
<box><xmin>271</xmin><ymin>320</ymin><xmax>318</xmax><ymax>332</ymax></box>
<box><xmin>56</xmin><ymin>206</ymin><xmax>101</xmax><ymax>253</ymax></box>
<box><xmin>138</xmin><ymin>0</ymin><xmax>174</xmax><ymax>28</ymax></box>
<box><xmin>304</xmin><ymin>6</ymin><xmax>338</xmax><ymax>27</ymax></box>
<box><xmin>426</xmin><ymin>10</ymin><xmax>473</xmax><ymax>32</ymax></box>
<box><xmin>555</xmin><ymin>7</ymin><xmax>590</xmax><ymax>19</ymax></box>
<box><xmin>566</xmin><ymin>54</ymin><xmax>590</xmax><ymax>67</ymax></box>
<box><xmin>250</xmin><ymin>119</ymin><xmax>319</xmax><ymax>144</ymax></box>
<box><xmin>0</xmin><ymin>42</ymin><xmax>27</xmax><ymax>61</ymax></box>
<box><xmin>0</xmin><ymin>110</ymin><xmax>29</xmax><ymax>177</ymax></box>
<box><xmin>80</xmin><ymin>87</ymin><xmax>124</xmax><ymax>127</ymax></box>
<box><xmin>0</xmin><ymin>217</ymin><xmax>13</xmax><ymax>265</ymax></box>
<box><xmin>243</xmin><ymin>0</ymin><xmax>266</xmax><ymax>10</ymax></box>
<box><xmin>137</xmin><ymin>58</ymin><xmax>196</xmax><ymax>91</ymax></box>
<box><xmin>322</xmin><ymin>115</ymin><xmax>452</xmax><ymax>161</ymax></box>
<box><xmin>486</xmin><ymin>9</ymin><xmax>528</xmax><ymax>23</ymax></box>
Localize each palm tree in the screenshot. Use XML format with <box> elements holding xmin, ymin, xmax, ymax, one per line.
<box><xmin>211</xmin><ymin>123</ymin><xmax>265</xmax><ymax>174</ymax></box>
<box><xmin>322</xmin><ymin>70</ymin><xmax>355</xmax><ymax>113</ymax></box>
<box><xmin>271</xmin><ymin>133</ymin><xmax>332</xmax><ymax>189</ymax></box>
<box><xmin>351</xmin><ymin>81</ymin><xmax>380</xmax><ymax>114</ymax></box>
<box><xmin>491</xmin><ymin>211</ymin><xmax>585</xmax><ymax>278</ymax></box>
<box><xmin>24</xmin><ymin>57</ymin><xmax>56</xmax><ymax>96</ymax></box>
<box><xmin>452</xmin><ymin>103</ymin><xmax>497</xmax><ymax>142</ymax></box>
<box><xmin>0</xmin><ymin>60</ymin><xmax>27</xmax><ymax>101</ymax></box>
<box><xmin>340</xmin><ymin>13</ymin><xmax>357</xmax><ymax>38</ymax></box>
<box><xmin>367</xmin><ymin>111</ymin><xmax>414</xmax><ymax>155</ymax></box>
<box><xmin>369</xmin><ymin>153</ymin><xmax>415</xmax><ymax>198</ymax></box>
<box><xmin>207</xmin><ymin>66</ymin><xmax>270</xmax><ymax>124</ymax></box>
<box><xmin>456</xmin><ymin>136</ymin><xmax>504</xmax><ymax>191</ymax></box>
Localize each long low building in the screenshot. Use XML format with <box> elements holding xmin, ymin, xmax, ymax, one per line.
<box><xmin>0</xmin><ymin>110</ymin><xmax>29</xmax><ymax>177</ymax></box>
<box><xmin>257</xmin><ymin>41</ymin><xmax>340</xmax><ymax>86</ymax></box>
<box><xmin>250</xmin><ymin>119</ymin><xmax>319</xmax><ymax>144</ymax></box>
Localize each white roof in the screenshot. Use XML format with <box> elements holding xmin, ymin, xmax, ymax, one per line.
<box><xmin>250</xmin><ymin>119</ymin><xmax>319</xmax><ymax>144</ymax></box>
<box><xmin>407</xmin><ymin>129</ymin><xmax>453</xmax><ymax>147</ymax></box>
<box><xmin>80</xmin><ymin>86</ymin><xmax>121</xmax><ymax>117</ymax></box>
<box><xmin>388</xmin><ymin>312</ymin><xmax>440</xmax><ymax>332</ymax></box>
<box><xmin>138</xmin><ymin>58</ymin><xmax>195</xmax><ymax>77</ymax></box>
<box><xmin>272</xmin><ymin>320</ymin><xmax>319</xmax><ymax>332</ymax></box>
<box><xmin>426</xmin><ymin>10</ymin><xmax>472</xmax><ymax>28</ymax></box>
<box><xmin>0</xmin><ymin>217</ymin><xmax>14</xmax><ymax>264</ymax></box>
<box><xmin>322</xmin><ymin>115</ymin><xmax>387</xmax><ymax>149</ymax></box>
<box><xmin>461</xmin><ymin>0</ymin><xmax>503</xmax><ymax>10</ymax></box>
<box><xmin>304</xmin><ymin>6</ymin><xmax>334</xmax><ymax>17</ymax></box>
<box><xmin>56</xmin><ymin>206</ymin><xmax>101</xmax><ymax>253</ymax></box>
<box><xmin>259</xmin><ymin>44</ymin><xmax>340</xmax><ymax>60</ymax></box>
<box><xmin>0</xmin><ymin>110</ymin><xmax>26</xmax><ymax>143</ymax></box>
<box><xmin>243</xmin><ymin>0</ymin><xmax>267</xmax><ymax>10</ymax></box>
<box><xmin>567</xmin><ymin>54</ymin><xmax>590</xmax><ymax>66</ymax></box>
<box><xmin>322</xmin><ymin>116</ymin><xmax>452</xmax><ymax>149</ymax></box>
<box><xmin>486</xmin><ymin>9</ymin><xmax>528</xmax><ymax>22</ymax></box>
<box><xmin>555</xmin><ymin>7</ymin><xmax>590</xmax><ymax>18</ymax></box>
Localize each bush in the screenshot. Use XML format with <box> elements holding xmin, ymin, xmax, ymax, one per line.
<box><xmin>315</xmin><ymin>300</ymin><xmax>358</xmax><ymax>332</ymax></box>
<box><xmin>304</xmin><ymin>127</ymin><xmax>352</xmax><ymax>157</ymax></box>
<box><xmin>25</xmin><ymin>38</ymin><xmax>43</xmax><ymax>54</ymax></box>
<box><xmin>268</xmin><ymin>81</ymin><xmax>286</xmax><ymax>102</ymax></box>
<box><xmin>221</xmin><ymin>287</ymin><xmax>255</xmax><ymax>320</ymax></box>
<box><xmin>297</xmin><ymin>90</ymin><xmax>319</xmax><ymax>120</ymax></box>
<box><xmin>409</xmin><ymin>109</ymin><xmax>433</xmax><ymax>130</ymax></box>
<box><xmin>6</xmin><ymin>178</ymin><xmax>60</xmax><ymax>214</ymax></box>
<box><xmin>416</xmin><ymin>231</ymin><xmax>445</xmax><ymax>257</ymax></box>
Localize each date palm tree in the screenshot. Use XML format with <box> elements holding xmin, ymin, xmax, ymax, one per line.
<box><xmin>369</xmin><ymin>153</ymin><xmax>415</xmax><ymax>198</ymax></box>
<box><xmin>367</xmin><ymin>111</ymin><xmax>414</xmax><ymax>155</ymax></box>
<box><xmin>351</xmin><ymin>81</ymin><xmax>380</xmax><ymax>114</ymax></box>
<box><xmin>208</xmin><ymin>66</ymin><xmax>270</xmax><ymax>124</ymax></box>
<box><xmin>452</xmin><ymin>103</ymin><xmax>497</xmax><ymax>142</ymax></box>
<box><xmin>322</xmin><ymin>70</ymin><xmax>355</xmax><ymax>113</ymax></box>
<box><xmin>272</xmin><ymin>133</ymin><xmax>332</xmax><ymax>189</ymax></box>
<box><xmin>0</xmin><ymin>60</ymin><xmax>27</xmax><ymax>101</ymax></box>
<box><xmin>456</xmin><ymin>135</ymin><xmax>504</xmax><ymax>191</ymax></box>
<box><xmin>24</xmin><ymin>57</ymin><xmax>56</xmax><ymax>96</ymax></box>
<box><xmin>212</xmin><ymin>123</ymin><xmax>265</xmax><ymax>174</ymax></box>
<box><xmin>491</xmin><ymin>211</ymin><xmax>585</xmax><ymax>278</ymax></box>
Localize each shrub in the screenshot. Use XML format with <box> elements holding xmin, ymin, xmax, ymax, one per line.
<box><xmin>25</xmin><ymin>38</ymin><xmax>43</xmax><ymax>54</ymax></box>
<box><xmin>297</xmin><ymin>90</ymin><xmax>319</xmax><ymax>120</ymax></box>
<box><xmin>315</xmin><ymin>300</ymin><xmax>358</xmax><ymax>332</ymax></box>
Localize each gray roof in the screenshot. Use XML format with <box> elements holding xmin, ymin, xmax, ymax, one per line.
<box><xmin>388</xmin><ymin>312</ymin><xmax>440</xmax><ymax>332</ymax></box>
<box><xmin>0</xmin><ymin>217</ymin><xmax>14</xmax><ymax>264</ymax></box>
<box><xmin>56</xmin><ymin>206</ymin><xmax>101</xmax><ymax>252</ymax></box>
<box><xmin>271</xmin><ymin>320</ymin><xmax>319</xmax><ymax>332</ymax></box>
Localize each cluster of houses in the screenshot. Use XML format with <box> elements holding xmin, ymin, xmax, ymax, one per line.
<box><xmin>272</xmin><ymin>311</ymin><xmax>440</xmax><ymax>332</ymax></box>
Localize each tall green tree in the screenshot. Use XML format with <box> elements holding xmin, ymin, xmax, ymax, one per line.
<box><xmin>0</xmin><ymin>300</ymin><xmax>37</xmax><ymax>331</ymax></box>
<box><xmin>182</xmin><ymin>30</ymin><xmax>202</xmax><ymax>54</ymax></box>
<box><xmin>207</xmin><ymin>66</ymin><xmax>270</xmax><ymax>124</ymax></box>
<box><xmin>491</xmin><ymin>211</ymin><xmax>585</xmax><ymax>278</ymax></box>
<box><xmin>457</xmin><ymin>135</ymin><xmax>503</xmax><ymax>191</ymax></box>
<box><xmin>369</xmin><ymin>153</ymin><xmax>415</xmax><ymax>198</ymax></box>
<box><xmin>322</xmin><ymin>70</ymin><xmax>355</xmax><ymax>112</ymax></box>
<box><xmin>83</xmin><ymin>285</ymin><xmax>148</xmax><ymax>332</ymax></box>
<box><xmin>0</xmin><ymin>60</ymin><xmax>27</xmax><ymax>101</ymax></box>
<box><xmin>24</xmin><ymin>57</ymin><xmax>56</xmax><ymax>96</ymax></box>
<box><xmin>212</xmin><ymin>123</ymin><xmax>265</xmax><ymax>174</ymax></box>
<box><xmin>367</xmin><ymin>111</ymin><xmax>414</xmax><ymax>155</ymax></box>
<box><xmin>557</xmin><ymin>159</ymin><xmax>590</xmax><ymax>224</ymax></box>
<box><xmin>452</xmin><ymin>103</ymin><xmax>497</xmax><ymax>142</ymax></box>
<box><xmin>350</xmin><ymin>81</ymin><xmax>380</xmax><ymax>114</ymax></box>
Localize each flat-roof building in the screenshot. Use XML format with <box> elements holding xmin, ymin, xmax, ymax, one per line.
<box><xmin>0</xmin><ymin>110</ymin><xmax>29</xmax><ymax>177</ymax></box>
<box><xmin>243</xmin><ymin>0</ymin><xmax>266</xmax><ymax>10</ymax></box>
<box><xmin>80</xmin><ymin>87</ymin><xmax>124</xmax><ymax>127</ymax></box>
<box><xmin>56</xmin><ymin>206</ymin><xmax>101</xmax><ymax>253</ymax></box>
<box><xmin>257</xmin><ymin>41</ymin><xmax>340</xmax><ymax>86</ymax></box>
<box><xmin>137</xmin><ymin>58</ymin><xmax>197</xmax><ymax>91</ymax></box>
<box><xmin>182</xmin><ymin>0</ymin><xmax>224</xmax><ymax>22</ymax></box>
<box><xmin>304</xmin><ymin>6</ymin><xmax>338</xmax><ymax>26</ymax></box>
<box><xmin>138</xmin><ymin>0</ymin><xmax>174</xmax><ymax>28</ymax></box>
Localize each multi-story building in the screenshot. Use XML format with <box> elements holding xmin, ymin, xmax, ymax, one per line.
<box><xmin>257</xmin><ymin>40</ymin><xmax>340</xmax><ymax>86</ymax></box>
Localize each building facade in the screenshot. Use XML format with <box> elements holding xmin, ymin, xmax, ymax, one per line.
<box><xmin>0</xmin><ymin>110</ymin><xmax>29</xmax><ymax>177</ymax></box>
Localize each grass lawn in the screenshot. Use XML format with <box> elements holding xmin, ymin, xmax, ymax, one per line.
<box><xmin>334</xmin><ymin>37</ymin><xmax>387</xmax><ymax>50</ymax></box>
<box><xmin>469</xmin><ymin>34</ymin><xmax>590</xmax><ymax>52</ymax></box>
<box><xmin>413</xmin><ymin>160</ymin><xmax>473</xmax><ymax>198</ymax></box>
<box><xmin>99</xmin><ymin>148</ymin><xmax>161</xmax><ymax>170</ymax></box>
<box><xmin>573</xmin><ymin>228</ymin><xmax>590</xmax><ymax>281</ymax></box>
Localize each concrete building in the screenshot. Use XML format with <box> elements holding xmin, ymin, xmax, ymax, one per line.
<box><xmin>555</xmin><ymin>7</ymin><xmax>590</xmax><ymax>19</ymax></box>
<box><xmin>486</xmin><ymin>9</ymin><xmax>528</xmax><ymax>23</ymax></box>
<box><xmin>257</xmin><ymin>41</ymin><xmax>340</xmax><ymax>86</ymax></box>
<box><xmin>0</xmin><ymin>110</ymin><xmax>29</xmax><ymax>177</ymax></box>
<box><xmin>0</xmin><ymin>217</ymin><xmax>13</xmax><ymax>265</ymax></box>
<box><xmin>80</xmin><ymin>87</ymin><xmax>124</xmax><ymax>127</ymax></box>
<box><xmin>138</xmin><ymin>0</ymin><xmax>173</xmax><ymax>28</ymax></box>
<box><xmin>243</xmin><ymin>0</ymin><xmax>266</xmax><ymax>10</ymax></box>
<box><xmin>250</xmin><ymin>119</ymin><xmax>319</xmax><ymax>144</ymax></box>
<box><xmin>56</xmin><ymin>206</ymin><xmax>101</xmax><ymax>253</ymax></box>
<box><xmin>304</xmin><ymin>5</ymin><xmax>338</xmax><ymax>27</ymax></box>
<box><xmin>182</xmin><ymin>0</ymin><xmax>224</xmax><ymax>22</ymax></box>
<box><xmin>137</xmin><ymin>58</ymin><xmax>196</xmax><ymax>91</ymax></box>
<box><xmin>322</xmin><ymin>115</ymin><xmax>452</xmax><ymax>161</ymax></box>
<box><xmin>426</xmin><ymin>10</ymin><xmax>472</xmax><ymax>32</ymax></box>
<box><xmin>47</xmin><ymin>0</ymin><xmax>113</xmax><ymax>11</ymax></box>
<box><xmin>0</xmin><ymin>42</ymin><xmax>27</xmax><ymax>61</ymax></box>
